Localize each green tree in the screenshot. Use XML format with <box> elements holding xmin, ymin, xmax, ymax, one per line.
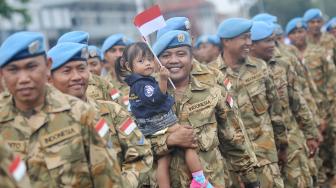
<box><xmin>249</xmin><ymin>0</ymin><xmax>313</xmax><ymax>26</ymax></box>
<box><xmin>0</xmin><ymin>0</ymin><xmax>31</xmax><ymax>25</ymax></box>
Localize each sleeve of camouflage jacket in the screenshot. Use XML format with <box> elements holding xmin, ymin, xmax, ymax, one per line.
<box><xmin>0</xmin><ymin>136</ymin><xmax>31</xmax><ymax>188</ymax></box>
<box><xmin>216</xmin><ymin>89</ymin><xmax>258</xmax><ymax>184</ymax></box>
<box><xmin>265</xmin><ymin>67</ymin><xmax>288</xmax><ymax>148</ymax></box>
<box><xmin>81</xmin><ymin>105</ymin><xmax>125</xmax><ymax>187</ymax></box>
<box><xmin>109</xmin><ymin>103</ymin><xmax>153</xmax><ymax>188</ymax></box>
<box><xmin>324</xmin><ymin>55</ymin><xmax>336</xmax><ymax>118</ymax></box>
<box><xmin>287</xmin><ymin>63</ymin><xmax>318</xmax><ymax>139</ymax></box>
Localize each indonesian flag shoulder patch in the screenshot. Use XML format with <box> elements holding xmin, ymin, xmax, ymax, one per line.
<box><xmin>8</xmin><ymin>156</ymin><xmax>26</xmax><ymax>182</ymax></box>
<box><xmin>95</xmin><ymin>118</ymin><xmax>109</xmax><ymax>137</ymax></box>
<box><xmin>110</xmin><ymin>89</ymin><xmax>120</xmax><ymax>100</ymax></box>
<box><xmin>226</xmin><ymin>95</ymin><xmax>234</xmax><ymax>108</ymax></box>
<box><xmin>224</xmin><ymin>78</ymin><xmax>232</xmax><ymax>90</ymax></box>
<box><xmin>120</xmin><ymin>118</ymin><xmax>137</xmax><ymax>135</ymax></box>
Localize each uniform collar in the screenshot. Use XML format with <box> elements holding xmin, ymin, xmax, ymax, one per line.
<box><xmin>0</xmin><ymin>84</ymin><xmax>71</xmax><ymax>123</ymax></box>
<box><xmin>191</xmin><ymin>59</ymin><xmax>211</xmax><ymax>75</ymax></box>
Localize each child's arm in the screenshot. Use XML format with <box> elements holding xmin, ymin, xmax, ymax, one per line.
<box><xmin>158</xmin><ymin>66</ymin><xmax>170</xmax><ymax>94</ymax></box>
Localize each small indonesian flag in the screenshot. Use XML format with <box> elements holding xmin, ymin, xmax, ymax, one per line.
<box><xmin>110</xmin><ymin>89</ymin><xmax>120</xmax><ymax>100</ymax></box>
<box><xmin>95</xmin><ymin>119</ymin><xmax>109</xmax><ymax>137</ymax></box>
<box><xmin>226</xmin><ymin>95</ymin><xmax>234</xmax><ymax>108</ymax></box>
<box><xmin>120</xmin><ymin>118</ymin><xmax>137</xmax><ymax>135</ymax></box>
<box><xmin>8</xmin><ymin>156</ymin><xmax>26</xmax><ymax>182</ymax></box>
<box><xmin>122</xmin><ymin>96</ymin><xmax>129</xmax><ymax>106</ymax></box>
<box><xmin>224</xmin><ymin>78</ymin><xmax>232</xmax><ymax>90</ymax></box>
<box><xmin>134</xmin><ymin>5</ymin><xmax>166</xmax><ymax>37</ymax></box>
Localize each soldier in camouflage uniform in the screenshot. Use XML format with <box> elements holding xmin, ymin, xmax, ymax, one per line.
<box><xmin>212</xmin><ymin>18</ymin><xmax>289</xmax><ymax>187</ymax></box>
<box><xmin>0</xmin><ymin>31</ymin><xmax>124</xmax><ymax>187</ymax></box>
<box><xmin>47</xmin><ymin>42</ymin><xmax>153</xmax><ymax>188</ymax></box>
<box><xmin>101</xmin><ymin>34</ymin><xmax>133</xmax><ymax>108</ymax></box>
<box><xmin>250</xmin><ymin>21</ymin><xmax>320</xmax><ymax>187</ymax></box>
<box><xmin>303</xmin><ymin>8</ymin><xmax>336</xmax><ymax>64</ymax></box>
<box><xmin>145</xmin><ymin>29</ymin><xmax>259</xmax><ymax>188</ymax></box>
<box><xmin>287</xmin><ymin>17</ymin><xmax>336</xmax><ymax>186</ymax></box>
<box><xmin>325</xmin><ymin>17</ymin><xmax>336</xmax><ymax>38</ymax></box>
<box><xmin>0</xmin><ymin>135</ymin><xmax>31</xmax><ymax>188</ymax></box>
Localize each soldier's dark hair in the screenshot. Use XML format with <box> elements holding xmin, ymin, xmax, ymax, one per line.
<box><xmin>115</xmin><ymin>42</ymin><xmax>154</xmax><ymax>83</ymax></box>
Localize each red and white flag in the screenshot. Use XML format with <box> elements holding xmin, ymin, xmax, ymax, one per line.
<box><xmin>120</xmin><ymin>118</ymin><xmax>137</xmax><ymax>135</ymax></box>
<box><xmin>134</xmin><ymin>5</ymin><xmax>166</xmax><ymax>37</ymax></box>
<box><xmin>226</xmin><ymin>95</ymin><xmax>234</xmax><ymax>108</ymax></box>
<box><xmin>224</xmin><ymin>78</ymin><xmax>232</xmax><ymax>90</ymax></box>
<box><xmin>8</xmin><ymin>156</ymin><xmax>26</xmax><ymax>182</ymax></box>
<box><xmin>95</xmin><ymin>119</ymin><xmax>109</xmax><ymax>137</ymax></box>
<box><xmin>110</xmin><ymin>89</ymin><xmax>120</xmax><ymax>100</ymax></box>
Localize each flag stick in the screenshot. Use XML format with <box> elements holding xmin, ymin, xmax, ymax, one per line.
<box><xmin>142</xmin><ymin>37</ymin><xmax>176</xmax><ymax>89</ymax></box>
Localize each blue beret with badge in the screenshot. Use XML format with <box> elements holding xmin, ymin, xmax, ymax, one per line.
<box><xmin>194</xmin><ymin>34</ymin><xmax>220</xmax><ymax>49</ymax></box>
<box><xmin>325</xmin><ymin>17</ymin><xmax>336</xmax><ymax>31</ymax></box>
<box><xmin>274</xmin><ymin>23</ymin><xmax>284</xmax><ymax>35</ymax></box>
<box><xmin>285</xmin><ymin>17</ymin><xmax>307</xmax><ymax>35</ymax></box>
<box><xmin>156</xmin><ymin>17</ymin><xmax>191</xmax><ymax>40</ymax></box>
<box><xmin>48</xmin><ymin>42</ymin><xmax>88</xmax><ymax>71</ymax></box>
<box><xmin>57</xmin><ymin>31</ymin><xmax>89</xmax><ymax>44</ymax></box>
<box><xmin>252</xmin><ymin>13</ymin><xmax>278</xmax><ymax>24</ymax></box>
<box><xmin>217</xmin><ymin>18</ymin><xmax>253</xmax><ymax>39</ymax></box>
<box><xmin>0</xmin><ymin>31</ymin><xmax>45</xmax><ymax>68</ymax></box>
<box><xmin>88</xmin><ymin>45</ymin><xmax>102</xmax><ymax>60</ymax></box>
<box><xmin>153</xmin><ymin>30</ymin><xmax>191</xmax><ymax>56</ymax></box>
<box><xmin>101</xmin><ymin>33</ymin><xmax>133</xmax><ymax>59</ymax></box>
<box><xmin>251</xmin><ymin>21</ymin><xmax>275</xmax><ymax>41</ymax></box>
<box><xmin>303</xmin><ymin>8</ymin><xmax>323</xmax><ymax>23</ymax></box>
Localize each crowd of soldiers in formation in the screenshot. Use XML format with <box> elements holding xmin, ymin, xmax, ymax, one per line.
<box><xmin>0</xmin><ymin>6</ymin><xmax>336</xmax><ymax>188</ymax></box>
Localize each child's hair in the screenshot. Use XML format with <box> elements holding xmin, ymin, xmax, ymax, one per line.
<box><xmin>115</xmin><ymin>42</ymin><xmax>154</xmax><ymax>82</ymax></box>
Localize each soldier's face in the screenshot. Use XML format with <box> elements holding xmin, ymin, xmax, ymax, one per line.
<box><xmin>1</xmin><ymin>55</ymin><xmax>50</xmax><ymax>107</ymax></box>
<box><xmin>308</xmin><ymin>19</ymin><xmax>323</xmax><ymax>35</ymax></box>
<box><xmin>50</xmin><ymin>60</ymin><xmax>89</xmax><ymax>100</ymax></box>
<box><xmin>104</xmin><ymin>45</ymin><xmax>125</xmax><ymax>70</ymax></box>
<box><xmin>251</xmin><ymin>34</ymin><xmax>276</xmax><ymax>62</ymax></box>
<box><xmin>288</xmin><ymin>28</ymin><xmax>307</xmax><ymax>47</ymax></box>
<box><xmin>223</xmin><ymin>32</ymin><xmax>252</xmax><ymax>62</ymax></box>
<box><xmin>87</xmin><ymin>57</ymin><xmax>102</xmax><ymax>76</ymax></box>
<box><xmin>329</xmin><ymin>28</ymin><xmax>336</xmax><ymax>38</ymax></box>
<box><xmin>197</xmin><ymin>43</ymin><xmax>220</xmax><ymax>63</ymax></box>
<box><xmin>159</xmin><ymin>46</ymin><xmax>193</xmax><ymax>84</ymax></box>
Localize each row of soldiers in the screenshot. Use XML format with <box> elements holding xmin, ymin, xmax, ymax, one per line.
<box><xmin>0</xmin><ymin>6</ymin><xmax>336</xmax><ymax>188</ymax></box>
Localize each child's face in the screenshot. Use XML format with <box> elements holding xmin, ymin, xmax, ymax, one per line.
<box><xmin>132</xmin><ymin>54</ymin><xmax>155</xmax><ymax>76</ymax></box>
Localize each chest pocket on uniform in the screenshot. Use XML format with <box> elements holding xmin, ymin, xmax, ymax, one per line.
<box><xmin>41</xmin><ymin>125</ymin><xmax>91</xmax><ymax>186</ymax></box>
<box><xmin>246</xmin><ymin>81</ymin><xmax>268</xmax><ymax>116</ymax></box>
<box><xmin>188</xmin><ymin>113</ymin><xmax>218</xmax><ymax>152</ymax></box>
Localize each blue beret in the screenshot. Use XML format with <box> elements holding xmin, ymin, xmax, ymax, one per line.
<box><xmin>0</xmin><ymin>31</ymin><xmax>45</xmax><ymax>68</ymax></box>
<box><xmin>286</xmin><ymin>17</ymin><xmax>307</xmax><ymax>35</ymax></box>
<box><xmin>153</xmin><ymin>30</ymin><xmax>191</xmax><ymax>56</ymax></box>
<box><xmin>274</xmin><ymin>23</ymin><xmax>284</xmax><ymax>35</ymax></box>
<box><xmin>48</xmin><ymin>42</ymin><xmax>88</xmax><ymax>71</ymax></box>
<box><xmin>57</xmin><ymin>31</ymin><xmax>89</xmax><ymax>44</ymax></box>
<box><xmin>251</xmin><ymin>21</ymin><xmax>275</xmax><ymax>41</ymax></box>
<box><xmin>88</xmin><ymin>45</ymin><xmax>101</xmax><ymax>60</ymax></box>
<box><xmin>252</xmin><ymin>13</ymin><xmax>278</xmax><ymax>24</ymax></box>
<box><xmin>303</xmin><ymin>8</ymin><xmax>323</xmax><ymax>23</ymax></box>
<box><xmin>101</xmin><ymin>33</ymin><xmax>133</xmax><ymax>58</ymax></box>
<box><xmin>194</xmin><ymin>35</ymin><xmax>220</xmax><ymax>48</ymax></box>
<box><xmin>156</xmin><ymin>17</ymin><xmax>191</xmax><ymax>40</ymax></box>
<box><xmin>217</xmin><ymin>18</ymin><xmax>253</xmax><ymax>39</ymax></box>
<box><xmin>325</xmin><ymin>17</ymin><xmax>336</xmax><ymax>31</ymax></box>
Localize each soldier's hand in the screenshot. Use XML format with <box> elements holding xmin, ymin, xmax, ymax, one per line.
<box><xmin>166</xmin><ymin>125</ymin><xmax>197</xmax><ymax>149</ymax></box>
<box><xmin>306</xmin><ymin>139</ymin><xmax>318</xmax><ymax>157</ymax></box>
<box><xmin>159</xmin><ymin>66</ymin><xmax>170</xmax><ymax>81</ymax></box>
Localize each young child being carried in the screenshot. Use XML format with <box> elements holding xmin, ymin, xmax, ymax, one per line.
<box><xmin>115</xmin><ymin>42</ymin><xmax>213</xmax><ymax>188</ymax></box>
